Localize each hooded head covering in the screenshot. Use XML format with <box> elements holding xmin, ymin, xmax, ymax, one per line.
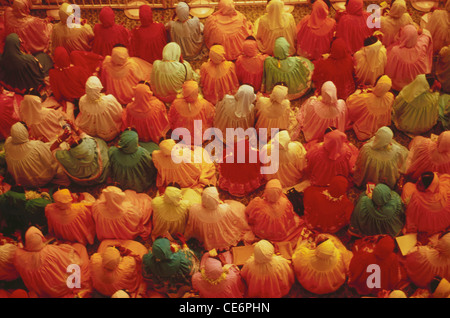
<box><xmin>19</xmin><ymin>95</ymin><xmax>47</xmax><ymax>126</ymax></box>
<box><xmin>399</xmin><ymin>74</ymin><xmax>430</xmax><ymax>103</ymax></box>
<box><xmin>101</xmin><ymin>186</ymin><xmax>127</xmax><ymax>212</ymax></box>
<box><xmin>437</xmin><ymin>131</ymin><xmax>450</xmax><ymax>153</ymax></box>
<box><xmin>159</xmin><ymin>139</ymin><xmax>177</xmax><ymax>157</ymax></box>
<box><xmin>373</xmin><ymin>75</ymin><xmax>392</xmax><ymax>97</ymax></box>
<box><xmin>53</xmin><ymin>188</ymin><xmax>73</xmax><ymax>209</ymax></box>
<box><xmin>273</xmin><ymin>37</ymin><xmax>290</xmax><ymax>60</ymax></box>
<box><xmin>53</xmin><ymin>46</ymin><xmax>71</xmax><ymax>70</ymax></box>
<box><xmin>24</xmin><ymin>226</ymin><xmax>45</xmax><ymax>252</ymax></box>
<box><xmin>346</xmin><ymin>0</ymin><xmax>364</xmax><ymax>16</ymax></box>
<box><xmin>202</xmin><ymin>257</ymin><xmax>225</xmax><ymax>281</ymax></box>
<box><xmin>253</xmin><ymin>240</ymin><xmax>274</xmax><ymax>264</ymax></box>
<box><xmin>320</xmin><ymin>81</ymin><xmax>338</xmax><ymax>105</ymax></box>
<box><xmin>130</xmin><ymin>83</ymin><xmax>153</xmax><ymax>113</ymax></box>
<box><xmin>182</xmin><ymin>80</ymin><xmax>199</xmax><ymax>103</ymax></box>
<box><xmin>118</xmin><ymin>130</ymin><xmax>139</xmax><ymax>154</ymax></box>
<box><xmin>85</xmin><ymin>76</ymin><xmax>104</xmax><ymax>101</ymax></box>
<box><xmin>266</xmin><ymin>0</ymin><xmax>286</xmax><ymax>30</ymax></box>
<box><xmin>315</xmin><ymin>239</ymin><xmax>337</xmax><ymax>259</ymax></box>
<box><xmin>99</xmin><ymin>6</ymin><xmax>115</xmax><ymax>28</ymax></box>
<box><xmin>436</xmin><ymin>233</ymin><xmax>450</xmax><ymax>257</ymax></box>
<box><xmin>372</xmin><ymin>183</ymin><xmax>392</xmax><ymax>206</ymax></box>
<box><xmin>234</xmin><ymin>85</ymin><xmax>256</xmax><ymax>118</ymax></box>
<box><xmin>209</xmin><ymin>45</ymin><xmax>227</xmax><ymax>64</ymax></box>
<box><xmin>374</xmin><ymin>235</ymin><xmax>395</xmax><ymax>259</ymax></box>
<box><xmin>371</xmin><ymin>126</ymin><xmax>393</xmax><ymax>150</ymax></box>
<box><xmin>202</xmin><ymin>186</ymin><xmax>221</xmax><ymax>210</ymax></box>
<box><xmin>217</xmin><ymin>0</ymin><xmax>237</xmax><ymax>16</ymax></box>
<box><xmin>163</xmin><ymin>186</ymin><xmax>183</xmax><ymax>206</ymax></box>
<box><xmin>397</xmin><ymin>24</ymin><xmax>418</xmax><ymax>49</ymax></box>
<box><xmin>111</xmin><ymin>290</ymin><xmax>130</xmax><ymax>298</ymax></box>
<box><xmin>388</xmin><ymin>0</ymin><xmax>407</xmax><ymax>19</ymax></box>
<box><xmin>139</xmin><ymin>5</ymin><xmax>153</xmax><ymax>27</ymax></box>
<box><xmin>175</xmin><ymin>2</ymin><xmax>190</xmax><ymax>22</ymax></box>
<box><xmin>102</xmin><ymin>246</ymin><xmax>121</xmax><ymax>271</ymax></box>
<box><xmin>330</xmin><ymin>38</ymin><xmax>349</xmax><ymax>60</ymax></box>
<box><xmin>264</xmin><ymin>179</ymin><xmax>283</xmax><ymax>203</ymax></box>
<box><xmin>10</xmin><ymin>122</ymin><xmax>29</xmax><ymax>145</ymax></box>
<box><xmin>308</xmin><ymin>0</ymin><xmax>330</xmax><ymax>29</ymax></box>
<box><xmin>162</xmin><ymin>42</ymin><xmax>182</xmax><ymax>62</ymax></box>
<box><xmin>108</xmin><ymin>46</ymin><xmax>131</xmax><ymax>78</ymax></box>
<box><xmin>323</xmin><ymin>130</ymin><xmax>348</xmax><ymax>160</ymax></box>
<box><xmin>270</xmin><ymin>85</ymin><xmax>289</xmax><ymax>104</ymax></box>
<box><xmin>275</xmin><ymin>130</ymin><xmax>291</xmax><ymax>151</ymax></box>
<box><xmin>242</xmin><ymin>39</ymin><xmax>259</xmax><ymax>57</ymax></box>
<box><xmin>12</xmin><ymin>0</ymin><xmax>30</xmax><ymax>19</ymax></box>
<box><xmin>389</xmin><ymin>290</ymin><xmax>407</xmax><ymax>298</ymax></box>
<box><xmin>328</xmin><ymin>175</ymin><xmax>349</xmax><ymax>198</ymax></box>
<box><xmin>59</xmin><ymin>3</ymin><xmax>76</xmax><ymax>25</ymax></box>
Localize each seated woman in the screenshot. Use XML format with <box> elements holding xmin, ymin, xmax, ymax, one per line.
<box><xmin>45</xmin><ymin>188</ymin><xmax>95</xmax><ymax>245</ymax></box>
<box><xmin>235</xmin><ymin>37</ymin><xmax>267</xmax><ymax>92</ymax></box>
<box><xmin>152</xmin><ymin>139</ymin><xmax>217</xmax><ymax>193</ymax></box>
<box><xmin>255</xmin><ymin>84</ymin><xmax>292</xmax><ymax>141</ymax></box>
<box><xmin>353</xmin><ymin>126</ymin><xmax>409</xmax><ymax>189</ymax></box>
<box><xmin>423</xmin><ymin>0</ymin><xmax>450</xmax><ymax>55</ymax></box>
<box><xmin>192</xmin><ymin>251</ymin><xmax>245</xmax><ymax>298</ymax></box>
<box><xmin>0</xmin><ymin>243</ymin><xmax>19</xmax><ymax>282</ymax></box>
<box><xmin>312</xmin><ymin>38</ymin><xmax>355</xmax><ymax>100</ymax></box>
<box><xmin>0</xmin><ymin>33</ymin><xmax>50</xmax><ymax>95</ymax></box>
<box><xmin>151</xmin><ymin>183</ymin><xmax>201</xmax><ymax>241</ymax></box>
<box><xmin>4</xmin><ymin>122</ymin><xmax>68</xmax><ymax>188</ymax></box>
<box><xmin>101</xmin><ymin>46</ymin><xmax>152</xmax><ymax>105</ymax></box>
<box><xmin>348</xmin><ymin>235</ymin><xmax>402</xmax><ymax>295</ymax></box>
<box><xmin>306</xmin><ymin>130</ymin><xmax>357</xmax><ymax>186</ymax></box>
<box><xmin>241</xmin><ymin>239</ymin><xmax>295</xmax><ymax>298</ymax></box>
<box><xmin>165</xmin><ymin>2</ymin><xmax>204</xmax><ymax>61</ymax></box>
<box><xmin>385</xmin><ymin>24</ymin><xmax>433</xmax><ymax>92</ymax></box>
<box><xmin>3</xmin><ymin>0</ymin><xmax>52</xmax><ymax>54</ymax></box>
<box><xmin>51</xmin><ymin>3</ymin><xmax>94</xmax><ymax>53</ymax></box>
<box><xmin>347</xmin><ymin>75</ymin><xmax>394</xmax><ymax>141</ymax></box>
<box><xmin>349</xmin><ymin>183</ymin><xmax>405</xmax><ymax>237</ymax></box>
<box><xmin>303</xmin><ymin>175</ymin><xmax>354</xmax><ymax>234</ymax></box>
<box><xmin>379</xmin><ymin>0</ymin><xmax>415</xmax><ymax>48</ymax></box>
<box><xmin>90</xmin><ymin>244</ymin><xmax>145</xmax><ymax>297</ymax></box>
<box><xmin>218</xmin><ymin>137</ymin><xmax>265</xmax><ymax>197</ymax></box>
<box><xmin>296</xmin><ymin>0</ymin><xmax>336</xmax><ymax>61</ymax></box>
<box><xmin>200</xmin><ymin>44</ymin><xmax>240</xmax><ymax>105</ymax></box>
<box><xmin>401</xmin><ymin>172</ymin><xmax>450</xmax><ymax>235</ymax></box>
<box><xmin>403</xmin><ymin>232</ymin><xmax>450</xmax><ymax>288</ymax></box>
<box><xmin>52</xmin><ymin>123</ymin><xmax>110</xmax><ymax>187</ymax></box>
<box><xmin>335</xmin><ymin>0</ymin><xmax>373</xmax><ymax>54</ymax></box>
<box><xmin>260</xmin><ymin>130</ymin><xmax>307</xmax><ymax>188</ymax></box>
<box><xmin>296</xmin><ymin>80</ymin><xmax>348</xmax><ymax>143</ymax></box>
<box><xmin>292</xmin><ymin>234</ymin><xmax>353</xmax><ymax>295</ymax></box>
<box><xmin>392</xmin><ymin>74</ymin><xmax>440</xmax><ymax>135</ymax></box>
<box><xmin>122</xmin><ymin>82</ymin><xmax>169</xmax><ymax>144</ymax></box>
<box><xmin>214</xmin><ymin>84</ymin><xmax>256</xmax><ymax>144</ymax></box>
<box><xmin>0</xmin><ymin>89</ymin><xmax>19</xmax><ymax>141</ymax></box>
<box><xmin>92</xmin><ymin>6</ymin><xmax>130</xmax><ymax>57</ymax></box>
<box><xmin>354</xmin><ymin>35</ymin><xmax>387</xmax><ymax>87</ymax></box>
<box><xmin>49</xmin><ymin>46</ymin><xmax>92</xmax><ymax>105</ymax></box>
<box><xmin>245</xmin><ymin>179</ymin><xmax>303</xmax><ymax>244</ymax></box>
<box><xmin>405</xmin><ymin>131</ymin><xmax>450</xmax><ymax>181</ymax></box>
<box><xmin>0</xmin><ymin>186</ymin><xmax>52</xmax><ymax>237</ymax></box>
<box><xmin>92</xmin><ymin>186</ymin><xmax>152</xmax><ymax>241</ymax></box>
<box><xmin>256</xmin><ymin>0</ymin><xmax>297</xmax><ymax>56</ymax></box>
<box><xmin>185</xmin><ymin>186</ymin><xmax>251</xmax><ymax>251</ymax></box>
<box><xmin>18</xmin><ymin>93</ymin><xmax>65</xmax><ymax>143</ymax></box>
<box><xmin>108</xmin><ymin>128</ymin><xmax>157</xmax><ymax>193</ymax></box>
<box><xmin>13</xmin><ymin>226</ymin><xmax>91</xmax><ymax>298</ymax></box>
<box><xmin>76</xmin><ymin>76</ymin><xmax>123</xmax><ymax>142</ymax></box>
<box><xmin>130</xmin><ymin>4</ymin><xmax>167</xmax><ymax>64</ymax></box>
<box><xmin>151</xmin><ymin>42</ymin><xmax>199</xmax><ymax>104</ymax></box>
<box><xmin>169</xmin><ymin>80</ymin><xmax>215</xmax><ymax>143</ymax></box>
<box><xmin>262</xmin><ymin>37</ymin><xmax>314</xmax><ymax>101</ymax></box>
<box><xmin>142</xmin><ymin>237</ymin><xmax>199</xmax><ymax>297</ymax></box>
<box><xmin>204</xmin><ymin>0</ymin><xmax>252</xmax><ymax>61</ymax></box>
